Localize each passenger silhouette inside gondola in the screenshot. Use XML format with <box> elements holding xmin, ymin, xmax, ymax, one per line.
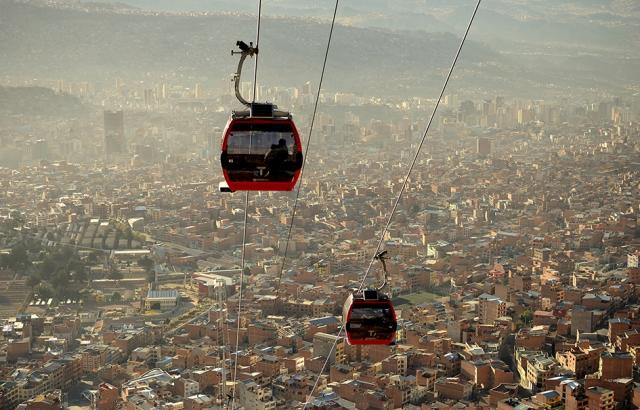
<box><xmin>264</xmin><ymin>138</ymin><xmax>290</xmax><ymax>180</ymax></box>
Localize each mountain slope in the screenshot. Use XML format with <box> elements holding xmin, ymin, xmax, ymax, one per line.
<box><xmin>0</xmin><ymin>0</ymin><xmax>637</xmax><ymax>98</ymax></box>
<box><xmin>0</xmin><ymin>86</ymin><xmax>87</xmax><ymax>117</ymax></box>
<box><xmin>79</xmin><ymin>0</ymin><xmax>640</xmax><ymax>54</ymax></box>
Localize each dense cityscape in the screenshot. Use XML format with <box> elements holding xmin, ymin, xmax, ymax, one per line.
<box><xmin>1</xmin><ymin>1</ymin><xmax>640</xmax><ymax>410</ymax></box>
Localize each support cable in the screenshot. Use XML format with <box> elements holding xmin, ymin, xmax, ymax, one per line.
<box><xmin>273</xmin><ymin>0</ymin><xmax>340</xmax><ymax>312</ymax></box>
<box><xmin>252</xmin><ymin>0</ymin><xmax>262</xmax><ymax>103</ymax></box>
<box><xmin>231</xmin><ymin>1</ymin><xmax>261</xmax><ymax>407</ymax></box>
<box><xmin>303</xmin><ymin>1</ymin><xmax>482</xmax><ymax>406</ymax></box>
<box><xmin>230</xmin><ymin>191</ymin><xmax>249</xmax><ymax>409</ymax></box>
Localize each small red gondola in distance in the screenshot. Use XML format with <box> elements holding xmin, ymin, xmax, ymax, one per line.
<box><xmin>343</xmin><ymin>289</ymin><xmax>397</xmax><ymax>345</ymax></box>
<box><xmin>220</xmin><ymin>105</ymin><xmax>303</xmax><ymax>192</ymax></box>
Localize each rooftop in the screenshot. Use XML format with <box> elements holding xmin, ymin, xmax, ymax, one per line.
<box><xmin>146</xmin><ymin>289</ymin><xmax>179</xmax><ymax>299</ymax></box>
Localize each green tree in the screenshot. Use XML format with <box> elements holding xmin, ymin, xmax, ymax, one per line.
<box><xmin>138</xmin><ymin>255</ymin><xmax>154</xmax><ymax>272</ymax></box>
<box><xmin>111</xmin><ymin>292</ymin><xmax>123</xmax><ymax>303</ymax></box>
<box><xmin>39</xmin><ymin>256</ymin><xmax>57</xmax><ymax>279</ymax></box>
<box><xmin>146</xmin><ymin>270</ymin><xmax>156</xmax><ymax>283</ymax></box>
<box><xmin>26</xmin><ymin>274</ymin><xmax>41</xmax><ymax>288</ymax></box>
<box><xmin>109</xmin><ymin>267</ymin><xmax>123</xmax><ymax>280</ymax></box>
<box><xmin>86</xmin><ymin>252</ymin><xmax>99</xmax><ymax>264</ymax></box>
<box><xmin>64</xmin><ymin>254</ymin><xmax>88</xmax><ymax>283</ymax></box>
<box><xmin>35</xmin><ymin>283</ymin><xmax>53</xmax><ymax>300</ymax></box>
<box><xmin>67</xmin><ymin>258</ymin><xmax>87</xmax><ymax>283</ymax></box>
<box><xmin>6</xmin><ymin>211</ymin><xmax>25</xmax><ymax>229</ymax></box>
<box><xmin>519</xmin><ymin>309</ymin><xmax>533</xmax><ymax>326</ymax></box>
<box><xmin>70</xmin><ymin>267</ymin><xmax>88</xmax><ymax>283</ymax></box>
<box><xmin>0</xmin><ymin>245</ymin><xmax>30</xmax><ymax>272</ymax></box>
<box><xmin>38</xmin><ymin>247</ymin><xmax>88</xmax><ymax>285</ymax></box>
<box><xmin>139</xmin><ymin>256</ymin><xmax>155</xmax><ymax>283</ymax></box>
<box><xmin>51</xmin><ymin>270</ymin><xmax>70</xmax><ymax>294</ymax></box>
<box><xmin>125</xmin><ymin>228</ymin><xmax>134</xmax><ymax>248</ymax></box>
<box><xmin>58</xmin><ymin>247</ymin><xmax>74</xmax><ymax>261</ymax></box>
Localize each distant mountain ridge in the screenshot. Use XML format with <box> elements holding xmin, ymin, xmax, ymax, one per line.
<box><xmin>0</xmin><ymin>0</ymin><xmax>501</xmax><ymax>96</ymax></box>
<box><xmin>0</xmin><ymin>0</ymin><xmax>638</xmax><ymax>98</ymax></box>
<box><xmin>74</xmin><ymin>0</ymin><xmax>640</xmax><ymax>54</ymax></box>
<box><xmin>0</xmin><ymin>86</ymin><xmax>87</xmax><ymax>117</ymax></box>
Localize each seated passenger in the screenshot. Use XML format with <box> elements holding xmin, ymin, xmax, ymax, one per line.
<box><xmin>264</xmin><ymin>139</ymin><xmax>290</xmax><ymax>180</ymax></box>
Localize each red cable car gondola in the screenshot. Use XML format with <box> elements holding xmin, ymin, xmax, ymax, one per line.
<box><xmin>220</xmin><ymin>104</ymin><xmax>303</xmax><ymax>192</ymax></box>
<box><xmin>219</xmin><ymin>41</ymin><xmax>303</xmax><ymax>192</ymax></box>
<box><xmin>342</xmin><ymin>251</ymin><xmax>397</xmax><ymax>345</ymax></box>
<box><xmin>343</xmin><ymin>289</ymin><xmax>397</xmax><ymax>345</ymax></box>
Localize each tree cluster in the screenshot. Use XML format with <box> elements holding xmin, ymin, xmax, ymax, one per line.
<box><xmin>139</xmin><ymin>255</ymin><xmax>155</xmax><ymax>283</ymax></box>
<box><xmin>35</xmin><ymin>247</ymin><xmax>88</xmax><ymax>298</ymax></box>
<box><xmin>0</xmin><ymin>245</ymin><xmax>30</xmax><ymax>272</ymax></box>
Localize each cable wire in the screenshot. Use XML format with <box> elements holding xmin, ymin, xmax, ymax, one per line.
<box><xmin>273</xmin><ymin>0</ymin><xmax>340</xmax><ymax>312</ymax></box>
<box><xmin>252</xmin><ymin>0</ymin><xmax>262</xmax><ymax>103</ymax></box>
<box><xmin>303</xmin><ymin>1</ymin><xmax>482</xmax><ymax>406</ymax></box>
<box><xmin>230</xmin><ymin>191</ymin><xmax>249</xmax><ymax>410</ymax></box>
<box><xmin>230</xmin><ymin>1</ymin><xmax>261</xmax><ymax>406</ymax></box>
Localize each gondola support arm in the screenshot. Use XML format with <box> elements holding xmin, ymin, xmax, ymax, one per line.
<box><xmin>374</xmin><ymin>250</ymin><xmax>389</xmax><ymax>291</ymax></box>
<box><xmin>231</xmin><ymin>41</ymin><xmax>259</xmax><ymax>107</ymax></box>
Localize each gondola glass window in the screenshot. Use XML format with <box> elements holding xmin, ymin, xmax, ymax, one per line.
<box><xmin>221</xmin><ymin>119</ymin><xmax>303</xmax><ymax>191</ymax></box>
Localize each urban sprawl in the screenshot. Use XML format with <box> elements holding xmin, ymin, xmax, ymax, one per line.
<box><xmin>0</xmin><ymin>77</ymin><xmax>640</xmax><ymax>410</ymax></box>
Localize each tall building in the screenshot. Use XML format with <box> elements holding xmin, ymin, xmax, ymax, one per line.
<box><xmin>95</xmin><ymin>382</ymin><xmax>119</xmax><ymax>410</ymax></box>
<box><xmin>313</xmin><ymin>332</ymin><xmax>345</xmax><ymax>365</ymax></box>
<box><xmin>104</xmin><ymin>110</ymin><xmax>125</xmax><ymax>159</ymax></box>
<box><xmin>160</xmin><ymin>83</ymin><xmax>167</xmax><ymax>100</ymax></box>
<box><xmin>571</xmin><ymin>307</ymin><xmax>594</xmax><ymax>336</ymax></box>
<box><xmin>586</xmin><ymin>386</ymin><xmax>615</xmax><ymax>410</ymax></box>
<box><xmin>143</xmin><ymin>89</ymin><xmax>155</xmax><ymax>107</ymax></box>
<box><xmin>478</xmin><ymin>294</ymin><xmax>507</xmax><ymax>325</ymax></box>
<box><xmin>207</xmin><ymin>130</ymin><xmax>220</xmax><ymax>162</ymax></box>
<box><xmin>599</xmin><ymin>352</ymin><xmax>632</xmax><ymax>380</ymax></box>
<box><xmin>241</xmin><ymin>82</ymin><xmax>253</xmax><ymax>100</ymax></box>
<box><xmin>477</xmin><ymin>137</ymin><xmax>491</xmax><ymax>156</ymax></box>
<box><xmin>238</xmin><ymin>380</ymin><xmax>276</xmax><ymax>410</ymax></box>
<box><xmin>628</xmin><ymin>251</ymin><xmax>639</xmax><ymax>268</ymax></box>
<box><xmin>302</xmin><ymin>81</ymin><xmax>312</xmax><ymax>95</ymax></box>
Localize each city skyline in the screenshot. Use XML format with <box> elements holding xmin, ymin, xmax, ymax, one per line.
<box><xmin>0</xmin><ymin>0</ymin><xmax>640</xmax><ymax>409</ymax></box>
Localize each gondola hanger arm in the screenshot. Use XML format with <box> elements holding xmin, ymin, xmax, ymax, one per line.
<box><xmin>231</xmin><ymin>41</ymin><xmax>258</xmax><ymax>107</ymax></box>
<box><xmin>374</xmin><ymin>250</ymin><xmax>389</xmax><ymax>291</ymax></box>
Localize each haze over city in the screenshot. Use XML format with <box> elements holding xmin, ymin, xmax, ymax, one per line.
<box><xmin>0</xmin><ymin>0</ymin><xmax>639</xmax><ymax>409</ymax></box>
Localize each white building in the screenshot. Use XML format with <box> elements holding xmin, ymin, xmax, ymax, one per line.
<box><xmin>181</xmin><ymin>379</ymin><xmax>199</xmax><ymax>398</ymax></box>
<box><xmin>144</xmin><ymin>289</ymin><xmax>179</xmax><ymax>310</ymax></box>
<box><xmin>628</xmin><ymin>251</ymin><xmax>639</xmax><ymax>268</ymax></box>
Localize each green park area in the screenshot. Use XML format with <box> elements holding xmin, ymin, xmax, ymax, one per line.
<box><xmin>392</xmin><ymin>291</ymin><xmax>444</xmax><ymax>307</ymax></box>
